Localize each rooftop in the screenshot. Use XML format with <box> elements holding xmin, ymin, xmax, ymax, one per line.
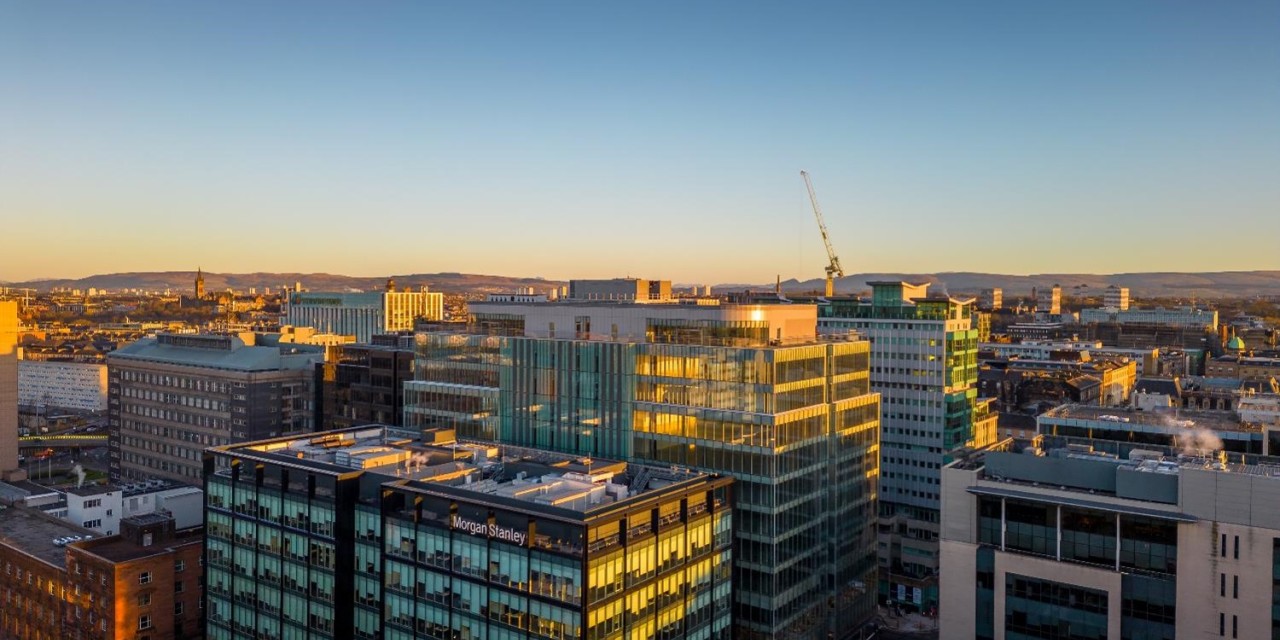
<box><xmin>108</xmin><ymin>332</ymin><xmax>322</xmax><ymax>372</ymax></box>
<box><xmin>0</xmin><ymin>504</ymin><xmax>91</xmax><ymax>567</ymax></box>
<box><xmin>1040</xmin><ymin>403</ymin><xmax>1257</xmax><ymax>433</ymax></box>
<box><xmin>213</xmin><ymin>426</ymin><xmax>714</xmax><ymax>515</ymax></box>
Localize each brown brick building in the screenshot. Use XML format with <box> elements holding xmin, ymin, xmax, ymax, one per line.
<box><xmin>0</xmin><ymin>505</ymin><xmax>79</xmax><ymax>640</ymax></box>
<box><xmin>0</xmin><ymin>504</ymin><xmax>202</xmax><ymax>640</ymax></box>
<box><xmin>66</xmin><ymin>514</ymin><xmax>204</xmax><ymax>640</ymax></box>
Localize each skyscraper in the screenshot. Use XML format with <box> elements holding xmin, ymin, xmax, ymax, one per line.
<box><xmin>406</xmin><ymin>292</ymin><xmax>881</xmax><ymax>639</ymax></box>
<box><xmin>819</xmin><ymin>282</ymin><xmax>996</xmax><ymax>612</ymax></box>
<box><xmin>0</xmin><ymin>300</ymin><xmax>22</xmax><ymax>481</ymax></box>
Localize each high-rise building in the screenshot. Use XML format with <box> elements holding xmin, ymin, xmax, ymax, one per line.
<box><xmin>107</xmin><ymin>333</ymin><xmax>325</xmax><ymax>484</ymax></box>
<box><xmin>978</xmin><ymin>288</ymin><xmax>1002</xmax><ymax>311</ymax></box>
<box><xmin>407</xmin><ymin>295</ymin><xmax>881</xmax><ymax>639</ymax></box>
<box><xmin>204</xmin><ymin>426</ymin><xmax>734</xmax><ymax>640</ymax></box>
<box><xmin>1036</xmin><ymin>284</ymin><xmax>1062</xmax><ymax>316</ymax></box>
<box><xmin>941</xmin><ymin>435</ymin><xmax>1280</xmax><ymax>640</ymax></box>
<box><xmin>285</xmin><ymin>282</ymin><xmax>444</xmax><ymax>342</ymax></box>
<box><xmin>819</xmin><ymin>282</ymin><xmax>996</xmax><ymax>612</ymax></box>
<box><xmin>1103</xmin><ymin>284</ymin><xmax>1130</xmax><ymax>311</ymax></box>
<box><xmin>1</xmin><ymin>299</ymin><xmax>22</xmax><ymax>481</ymax></box>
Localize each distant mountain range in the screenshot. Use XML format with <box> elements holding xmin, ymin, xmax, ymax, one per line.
<box><xmin>3</xmin><ymin>270</ymin><xmax>1278</xmax><ymax>299</ymax></box>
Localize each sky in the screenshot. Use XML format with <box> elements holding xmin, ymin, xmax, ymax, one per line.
<box><xmin>3</xmin><ymin>1</ymin><xmax>1278</xmax><ymax>284</ymax></box>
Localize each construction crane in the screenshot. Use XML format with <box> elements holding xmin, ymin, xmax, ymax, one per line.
<box><xmin>800</xmin><ymin>170</ymin><xmax>845</xmax><ymax>297</ymax></box>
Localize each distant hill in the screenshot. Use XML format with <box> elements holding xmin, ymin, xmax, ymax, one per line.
<box><xmin>8</xmin><ymin>271</ymin><xmax>567</xmax><ymax>295</ymax></box>
<box><xmin>721</xmin><ymin>271</ymin><xmax>1280</xmax><ymax>299</ymax></box>
<box><xmin>7</xmin><ymin>270</ymin><xmax>1279</xmax><ymax>299</ymax></box>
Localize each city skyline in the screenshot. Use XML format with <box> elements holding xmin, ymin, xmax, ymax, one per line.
<box><xmin>5</xmin><ymin>2</ymin><xmax>1278</xmax><ymax>282</ymax></box>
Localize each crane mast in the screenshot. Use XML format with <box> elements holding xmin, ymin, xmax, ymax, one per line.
<box><xmin>800</xmin><ymin>170</ymin><xmax>845</xmax><ymax>297</ymax></box>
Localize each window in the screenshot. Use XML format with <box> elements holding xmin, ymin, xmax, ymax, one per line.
<box><xmin>1234</xmin><ymin>536</ymin><xmax>1240</xmax><ymax>559</ymax></box>
<box><xmin>138</xmin><ymin>615</ymin><xmax>152</xmax><ymax>630</ymax></box>
<box><xmin>83</xmin><ymin>519</ymin><xmax>101</xmax><ymax>529</ymax></box>
<box><xmin>138</xmin><ymin>593</ymin><xmax>151</xmax><ymax>606</ymax></box>
<box><xmin>84</xmin><ymin>499</ymin><xmax>102</xmax><ymax>509</ymax></box>
<box><xmin>174</xmin><ymin>602</ymin><xmax>184</xmax><ymax>615</ymax></box>
<box><xmin>175</xmin><ymin>580</ymin><xmax>184</xmax><ymax>593</ymax></box>
<box><xmin>1221</xmin><ymin>573</ymin><xmax>1226</xmax><ymax>597</ymax></box>
<box><xmin>139</xmin><ymin>572</ymin><xmax>152</xmax><ymax>585</ymax></box>
<box><xmin>175</xmin><ymin>560</ymin><xmax>185</xmax><ymax>573</ymax></box>
<box><xmin>1221</xmin><ymin>534</ymin><xmax>1228</xmax><ymax>557</ymax></box>
<box><xmin>1233</xmin><ymin>575</ymin><xmax>1238</xmax><ymax>599</ymax></box>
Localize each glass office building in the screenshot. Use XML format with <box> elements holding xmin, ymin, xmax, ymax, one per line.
<box><xmin>819</xmin><ymin>282</ymin><xmax>996</xmax><ymax>612</ymax></box>
<box><xmin>204</xmin><ymin>425</ymin><xmax>733</xmax><ymax>640</ymax></box>
<box><xmin>406</xmin><ymin>298</ymin><xmax>881</xmax><ymax>639</ymax></box>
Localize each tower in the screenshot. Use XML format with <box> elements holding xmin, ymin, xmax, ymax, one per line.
<box><xmin>0</xmin><ymin>300</ymin><xmax>24</xmax><ymax>481</ymax></box>
<box><xmin>195</xmin><ymin>267</ymin><xmax>206</xmax><ymax>299</ymax></box>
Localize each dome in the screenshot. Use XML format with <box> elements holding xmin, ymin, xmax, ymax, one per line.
<box><xmin>1226</xmin><ymin>335</ymin><xmax>1246</xmax><ymax>351</ymax></box>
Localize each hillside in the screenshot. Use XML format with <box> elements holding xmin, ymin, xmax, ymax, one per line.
<box><xmin>6</xmin><ymin>270</ymin><xmax>1279</xmax><ymax>299</ymax></box>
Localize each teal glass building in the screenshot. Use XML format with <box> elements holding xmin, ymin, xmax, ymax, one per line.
<box><xmin>204</xmin><ymin>426</ymin><xmax>732</xmax><ymax>640</ymax></box>
<box><xmin>406</xmin><ymin>300</ymin><xmax>880</xmax><ymax>639</ymax></box>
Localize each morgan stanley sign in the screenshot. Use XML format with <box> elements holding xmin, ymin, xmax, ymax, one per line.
<box><xmin>452</xmin><ymin>515</ymin><xmax>529</xmax><ymax>547</ymax></box>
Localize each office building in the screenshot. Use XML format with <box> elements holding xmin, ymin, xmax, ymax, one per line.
<box><xmin>940</xmin><ymin>435</ymin><xmax>1280</xmax><ymax>640</ymax></box>
<box><xmin>1036</xmin><ymin>285</ymin><xmax>1061</xmax><ymax>316</ymax></box>
<box><xmin>567</xmin><ymin>278</ymin><xmax>672</xmax><ymax>302</ymax></box>
<box><xmin>18</xmin><ymin>360</ymin><xmax>108</xmax><ymax>412</ymax></box>
<box><xmin>107</xmin><ymin>333</ymin><xmax>325</xmax><ymax>484</ymax></box>
<box><xmin>1079</xmin><ymin>306</ymin><xmax>1219</xmax><ymax>332</ymax></box>
<box><xmin>315</xmin><ymin>341</ymin><xmax>415</xmax><ymax>430</ymax></box>
<box><xmin>1</xmin><ymin>300</ymin><xmax>21</xmax><ymax>481</ymax></box>
<box><xmin>978</xmin><ymin>288</ymin><xmax>1002</xmax><ymax>311</ymax></box>
<box><xmin>409</xmin><ymin>296</ymin><xmax>881</xmax><ymax>639</ymax></box>
<box><xmin>819</xmin><ymin>281</ymin><xmax>995</xmax><ymax>611</ymax></box>
<box><xmin>1104</xmin><ymin>285</ymin><xmax>1130</xmax><ymax>311</ymax></box>
<box><xmin>204</xmin><ymin>425</ymin><xmax>733</xmax><ymax>640</ymax></box>
<box><xmin>284</xmin><ymin>281</ymin><xmax>444</xmax><ymax>342</ymax></box>
<box><xmin>1038</xmin><ymin>403</ymin><xmax>1267</xmax><ymax>454</ymax></box>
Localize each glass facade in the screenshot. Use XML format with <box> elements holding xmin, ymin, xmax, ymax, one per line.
<box><xmin>408</xmin><ymin>307</ymin><xmax>881</xmax><ymax>639</ymax></box>
<box><xmin>1005</xmin><ymin>573</ymin><xmax>1108</xmax><ymax>640</ymax></box>
<box><xmin>820</xmin><ymin>283</ymin><xmax>994</xmax><ymax>611</ymax></box>
<box><xmin>204</xmin><ymin>432</ymin><xmax>733</xmax><ymax>640</ymax></box>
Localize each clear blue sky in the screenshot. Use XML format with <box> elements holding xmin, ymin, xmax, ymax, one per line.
<box><xmin>3</xmin><ymin>1</ymin><xmax>1277</xmax><ymax>284</ymax></box>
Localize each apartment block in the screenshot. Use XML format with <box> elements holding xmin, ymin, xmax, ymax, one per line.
<box><xmin>19</xmin><ymin>360</ymin><xmax>108</xmax><ymax>412</ymax></box>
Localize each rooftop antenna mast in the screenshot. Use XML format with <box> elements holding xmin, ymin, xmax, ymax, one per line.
<box><xmin>800</xmin><ymin>170</ymin><xmax>845</xmax><ymax>297</ymax></box>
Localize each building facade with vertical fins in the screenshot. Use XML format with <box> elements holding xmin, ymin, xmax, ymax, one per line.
<box><xmin>203</xmin><ymin>426</ymin><xmax>733</xmax><ymax>640</ymax></box>
<box><xmin>284</xmin><ymin>284</ymin><xmax>444</xmax><ymax>343</ymax></box>
<box><xmin>818</xmin><ymin>282</ymin><xmax>996</xmax><ymax>612</ymax></box>
<box><xmin>406</xmin><ymin>296</ymin><xmax>881</xmax><ymax>639</ymax></box>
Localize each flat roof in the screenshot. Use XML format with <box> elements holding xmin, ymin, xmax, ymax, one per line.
<box><xmin>966</xmin><ymin>485</ymin><xmax>1197</xmax><ymax>522</ymax></box>
<box><xmin>1040</xmin><ymin>404</ymin><xmax>1257</xmax><ymax>434</ymax></box>
<box><xmin>0</xmin><ymin>505</ymin><xmax>91</xmax><ymax>567</ymax></box>
<box><xmin>71</xmin><ymin>528</ymin><xmax>201</xmax><ymax>564</ymax></box>
<box><xmin>212</xmin><ymin>426</ymin><xmax>717</xmax><ymax>516</ymax></box>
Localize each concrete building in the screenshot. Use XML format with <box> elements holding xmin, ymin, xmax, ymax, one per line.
<box><xmin>409</xmin><ymin>299</ymin><xmax>881</xmax><ymax>639</ymax></box>
<box><xmin>1103</xmin><ymin>285</ymin><xmax>1130</xmax><ymax>311</ymax></box>
<box><xmin>941</xmin><ymin>435</ymin><xmax>1280</xmax><ymax>640</ymax></box>
<box><xmin>284</xmin><ymin>281</ymin><xmax>444</xmax><ymax>342</ymax></box>
<box><xmin>567</xmin><ymin>277</ymin><xmax>673</xmax><ymax>302</ymax></box>
<box><xmin>978</xmin><ymin>288</ymin><xmax>1003</xmax><ymax>311</ymax></box>
<box><xmin>981</xmin><ymin>341</ymin><xmax>1159</xmax><ymax>377</ymax></box>
<box><xmin>1</xmin><ymin>300</ymin><xmax>21</xmax><ymax>481</ymax></box>
<box><xmin>205</xmin><ymin>425</ymin><xmax>733</xmax><ymax>640</ymax></box>
<box><xmin>1079</xmin><ymin>306</ymin><xmax>1219</xmax><ymax>332</ymax></box>
<box><xmin>1037</xmin><ymin>403</ymin><xmax>1267</xmax><ymax>455</ymax></box>
<box><xmin>819</xmin><ymin>281</ymin><xmax>995</xmax><ymax>611</ymax></box>
<box><xmin>1036</xmin><ymin>285</ymin><xmax>1061</xmax><ymax>316</ymax></box>
<box><xmin>107</xmin><ymin>333</ymin><xmax>325</xmax><ymax>484</ymax></box>
<box><xmin>18</xmin><ymin>360</ymin><xmax>108</xmax><ymax>412</ymax></box>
